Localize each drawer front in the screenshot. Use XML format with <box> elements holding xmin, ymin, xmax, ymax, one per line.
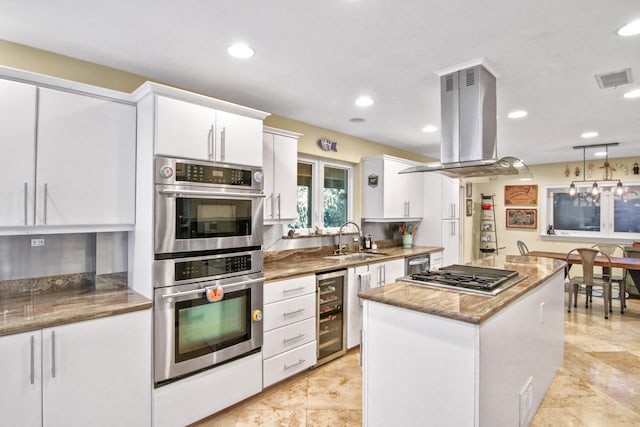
<box><xmin>264</xmin><ymin>275</ymin><xmax>315</xmax><ymax>304</ymax></box>
<box><xmin>263</xmin><ymin>317</ymin><xmax>316</xmax><ymax>359</ymax></box>
<box><xmin>263</xmin><ymin>341</ymin><xmax>317</xmax><ymax>388</ymax></box>
<box><xmin>264</xmin><ymin>293</ymin><xmax>316</xmax><ymax>332</ymax></box>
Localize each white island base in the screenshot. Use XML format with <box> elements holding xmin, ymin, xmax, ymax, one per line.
<box><xmin>361</xmin><ymin>270</ymin><xmax>564</xmax><ymax>427</ymax></box>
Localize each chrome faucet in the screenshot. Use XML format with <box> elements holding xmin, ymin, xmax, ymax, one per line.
<box><xmin>337</xmin><ymin>221</ymin><xmax>361</xmax><ymax>255</ymax></box>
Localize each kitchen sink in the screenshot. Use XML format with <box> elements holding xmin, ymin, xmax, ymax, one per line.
<box><xmin>324</xmin><ymin>252</ymin><xmax>386</xmax><ymax>261</ymax></box>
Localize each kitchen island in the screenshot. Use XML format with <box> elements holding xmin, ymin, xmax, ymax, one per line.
<box><xmin>358</xmin><ymin>255</ymin><xmax>566</xmax><ymax>427</ymax></box>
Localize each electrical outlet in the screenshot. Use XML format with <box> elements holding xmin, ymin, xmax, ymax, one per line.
<box><xmin>31</xmin><ymin>238</ymin><xmax>45</xmax><ymax>247</ymax></box>
<box><xmin>519</xmin><ymin>377</ymin><xmax>534</xmax><ymax>426</ymax></box>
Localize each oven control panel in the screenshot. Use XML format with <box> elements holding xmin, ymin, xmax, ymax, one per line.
<box><xmin>155</xmin><ymin>156</ymin><xmax>263</xmax><ymax>191</ymax></box>
<box><xmin>175</xmin><ymin>254</ymin><xmax>252</xmax><ymax>281</ymax></box>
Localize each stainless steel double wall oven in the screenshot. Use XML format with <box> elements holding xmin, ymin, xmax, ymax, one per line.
<box><xmin>153</xmin><ymin>156</ymin><xmax>265</xmax><ymax>386</ymax></box>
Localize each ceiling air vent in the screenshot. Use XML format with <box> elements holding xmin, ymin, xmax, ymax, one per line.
<box><xmin>595</xmin><ymin>68</ymin><xmax>633</xmax><ymax>89</ymax></box>
<box><xmin>446</xmin><ymin>74</ymin><xmax>455</xmax><ymax>92</ymax></box>
<box><xmin>465</xmin><ymin>68</ymin><xmax>475</xmax><ymax>86</ymax></box>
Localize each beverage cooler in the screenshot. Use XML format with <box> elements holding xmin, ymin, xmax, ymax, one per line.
<box><xmin>316</xmin><ymin>270</ymin><xmax>347</xmax><ymax>365</ymax></box>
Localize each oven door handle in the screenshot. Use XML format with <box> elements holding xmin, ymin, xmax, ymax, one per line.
<box><xmin>159</xmin><ymin>189</ymin><xmax>266</xmax><ymax>198</ymax></box>
<box><xmin>161</xmin><ymin>277</ymin><xmax>264</xmax><ymax>299</ymax></box>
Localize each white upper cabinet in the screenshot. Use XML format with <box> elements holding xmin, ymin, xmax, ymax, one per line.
<box><xmin>0</xmin><ymin>79</ymin><xmax>37</xmax><ymax>227</ymax></box>
<box><xmin>362</xmin><ymin>155</ymin><xmax>424</xmax><ymax>221</ymax></box>
<box><xmin>155</xmin><ymin>95</ymin><xmax>263</xmax><ymax>167</ymax></box>
<box><xmin>263</xmin><ymin>127</ymin><xmax>301</xmax><ymax>223</ymax></box>
<box><xmin>37</xmin><ymin>88</ymin><xmax>136</xmax><ymax>226</ymax></box>
<box><xmin>0</xmin><ymin>77</ymin><xmax>136</xmax><ymax>233</ymax></box>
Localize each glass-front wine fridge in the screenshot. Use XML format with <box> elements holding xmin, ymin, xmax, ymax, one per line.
<box><xmin>316</xmin><ymin>270</ymin><xmax>347</xmax><ymax>365</ymax></box>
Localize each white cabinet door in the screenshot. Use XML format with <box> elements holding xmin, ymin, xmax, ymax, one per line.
<box><xmin>0</xmin><ymin>330</ymin><xmax>42</xmax><ymax>427</ymax></box>
<box><xmin>215</xmin><ymin>110</ymin><xmax>262</xmax><ymax>167</ymax></box>
<box><xmin>441</xmin><ymin>176</ymin><xmax>460</xmax><ymax>219</ymax></box>
<box><xmin>263</xmin><ymin>129</ymin><xmax>299</xmax><ymax>223</ymax></box>
<box><xmin>155</xmin><ymin>95</ymin><xmax>215</xmax><ymax>161</ymax></box>
<box><xmin>442</xmin><ymin>220</ymin><xmax>460</xmax><ymax>266</ymax></box>
<box><xmin>156</xmin><ymin>96</ymin><xmax>263</xmax><ymax>166</ymax></box>
<box><xmin>0</xmin><ymin>80</ymin><xmax>37</xmax><ymax>227</ymax></box>
<box><xmin>37</xmin><ymin>88</ymin><xmax>136</xmax><ymax>226</ymax></box>
<box><xmin>42</xmin><ymin>310</ymin><xmax>151</xmax><ymax>427</ymax></box>
<box><xmin>362</xmin><ymin>155</ymin><xmax>423</xmax><ymax>220</ymax></box>
<box><xmin>368</xmin><ymin>258</ymin><xmax>405</xmax><ymax>287</ymax></box>
<box><xmin>347</xmin><ymin>265</ymin><xmax>370</xmax><ymax>349</ymax></box>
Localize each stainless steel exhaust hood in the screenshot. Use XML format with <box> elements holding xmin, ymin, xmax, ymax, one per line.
<box><xmin>401</xmin><ymin>63</ymin><xmax>531</xmax><ymax>180</ymax></box>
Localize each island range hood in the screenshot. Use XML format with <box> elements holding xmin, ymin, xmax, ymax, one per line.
<box><xmin>401</xmin><ymin>63</ymin><xmax>531</xmax><ymax>180</ymax></box>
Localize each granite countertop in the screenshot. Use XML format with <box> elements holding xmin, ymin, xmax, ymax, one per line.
<box><xmin>264</xmin><ymin>245</ymin><xmax>443</xmax><ymax>282</ymax></box>
<box><xmin>0</xmin><ymin>273</ymin><xmax>151</xmax><ymax>337</ymax></box>
<box><xmin>358</xmin><ymin>255</ymin><xmax>566</xmax><ymax>325</ymax></box>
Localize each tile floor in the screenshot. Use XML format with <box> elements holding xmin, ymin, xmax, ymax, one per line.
<box><xmin>194</xmin><ymin>296</ymin><xmax>640</xmax><ymax>427</ymax></box>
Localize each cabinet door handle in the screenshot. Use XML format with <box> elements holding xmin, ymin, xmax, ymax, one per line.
<box><xmin>43</xmin><ymin>183</ymin><xmax>48</xmax><ymax>225</ymax></box>
<box><xmin>282</xmin><ymin>308</ymin><xmax>305</xmax><ymax>317</ymax></box>
<box><xmin>269</xmin><ymin>194</ymin><xmax>274</xmax><ymax>218</ymax></box>
<box><xmin>220</xmin><ymin>126</ymin><xmax>226</xmax><ymax>161</ymax></box>
<box><xmin>51</xmin><ymin>330</ymin><xmax>56</xmax><ymax>378</ymax></box>
<box><xmin>211</xmin><ymin>124</ymin><xmax>217</xmax><ymax>160</ymax></box>
<box><xmin>382</xmin><ymin>265</ymin><xmax>386</xmax><ymax>284</ymax></box>
<box><xmin>24</xmin><ymin>182</ymin><xmax>28</xmax><ymax>225</ymax></box>
<box><xmin>283</xmin><ymin>286</ymin><xmax>305</xmax><ymax>294</ymax></box>
<box><xmin>277</xmin><ymin>193</ymin><xmax>281</xmax><ymax>219</ymax></box>
<box><xmin>207</xmin><ymin>125</ymin><xmax>213</xmax><ymax>160</ymax></box>
<box><xmin>283</xmin><ymin>333</ymin><xmax>305</xmax><ymax>343</ymax></box>
<box><xmin>407</xmin><ymin>201</ymin><xmax>410</xmax><ymax>217</ymax></box>
<box><xmin>30</xmin><ymin>335</ymin><xmax>35</xmax><ymax>385</ymax></box>
<box><xmin>284</xmin><ymin>358</ymin><xmax>306</xmax><ymax>370</ymax></box>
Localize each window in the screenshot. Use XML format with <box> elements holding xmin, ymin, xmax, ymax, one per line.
<box><xmin>293</xmin><ymin>157</ymin><xmax>353</xmax><ymax>232</ymax></box>
<box><xmin>541</xmin><ymin>183</ymin><xmax>640</xmax><ymax>240</ymax></box>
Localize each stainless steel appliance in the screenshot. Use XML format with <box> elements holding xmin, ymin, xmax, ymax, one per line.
<box><xmin>405</xmin><ymin>254</ymin><xmax>430</xmax><ymax>275</ymax></box>
<box><xmin>153</xmin><ymin>249</ymin><xmax>264</xmax><ymax>385</ymax></box>
<box><xmin>316</xmin><ymin>270</ymin><xmax>347</xmax><ymax>365</ymax></box>
<box><xmin>399</xmin><ymin>265</ymin><xmax>526</xmax><ymax>296</ymax></box>
<box><xmin>154</xmin><ymin>156</ymin><xmax>264</xmax><ymax>254</ymax></box>
<box><xmin>399</xmin><ymin>62</ymin><xmax>531</xmax><ymax>179</ymax></box>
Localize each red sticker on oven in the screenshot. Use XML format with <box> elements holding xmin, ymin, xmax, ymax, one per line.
<box><xmin>206</xmin><ymin>285</ymin><xmax>224</xmax><ymax>303</ymax></box>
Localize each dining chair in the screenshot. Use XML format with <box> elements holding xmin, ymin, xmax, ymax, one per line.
<box><xmin>591</xmin><ymin>243</ymin><xmax>627</xmax><ymax>313</ymax></box>
<box><xmin>516</xmin><ymin>240</ymin><xmax>529</xmax><ymax>255</ymax></box>
<box><xmin>567</xmin><ymin>248</ymin><xmax>613</xmax><ymax>319</ymax></box>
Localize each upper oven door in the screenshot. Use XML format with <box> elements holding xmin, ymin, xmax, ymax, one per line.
<box><xmin>155</xmin><ymin>184</ymin><xmax>264</xmax><ymax>254</ymax></box>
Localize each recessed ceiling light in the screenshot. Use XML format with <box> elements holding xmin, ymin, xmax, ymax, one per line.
<box><xmin>227</xmin><ymin>43</ymin><xmax>255</xmax><ymax>59</ymax></box>
<box><xmin>594</xmin><ymin>151</ymin><xmax>607</xmax><ymax>157</ymax></box>
<box><xmin>422</xmin><ymin>125</ymin><xmax>438</xmax><ymax>133</ymax></box>
<box><xmin>349</xmin><ymin>117</ymin><xmax>366</xmax><ymax>123</ymax></box>
<box><xmin>507</xmin><ymin>110</ymin><xmax>527</xmax><ymax>119</ymax></box>
<box><xmin>617</xmin><ymin>19</ymin><xmax>640</xmax><ymax>36</ymax></box>
<box><xmin>355</xmin><ymin>96</ymin><xmax>374</xmax><ymax>107</ymax></box>
<box><xmin>581</xmin><ymin>131</ymin><xmax>599</xmax><ymax>138</ymax></box>
<box><xmin>624</xmin><ymin>89</ymin><xmax>640</xmax><ymax>98</ymax></box>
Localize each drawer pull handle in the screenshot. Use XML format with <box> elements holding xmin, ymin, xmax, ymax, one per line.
<box><xmin>284</xmin><ymin>358</ymin><xmax>306</xmax><ymax>370</ymax></box>
<box><xmin>282</xmin><ymin>308</ymin><xmax>305</xmax><ymax>317</ymax></box>
<box><xmin>283</xmin><ymin>333</ymin><xmax>305</xmax><ymax>343</ymax></box>
<box><xmin>30</xmin><ymin>335</ymin><xmax>35</xmax><ymax>385</ymax></box>
<box><xmin>283</xmin><ymin>286</ymin><xmax>305</xmax><ymax>294</ymax></box>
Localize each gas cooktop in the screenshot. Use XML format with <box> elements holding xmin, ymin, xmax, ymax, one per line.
<box><xmin>399</xmin><ymin>265</ymin><xmax>526</xmax><ymax>296</ymax></box>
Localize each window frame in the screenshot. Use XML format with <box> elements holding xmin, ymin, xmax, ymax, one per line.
<box><xmin>540</xmin><ymin>181</ymin><xmax>640</xmax><ymax>243</ymax></box>
<box><xmin>295</xmin><ymin>156</ymin><xmax>354</xmax><ymax>234</ymax></box>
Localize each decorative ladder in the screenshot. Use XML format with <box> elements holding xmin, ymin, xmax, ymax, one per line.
<box><xmin>480</xmin><ymin>193</ymin><xmax>498</xmax><ymax>257</ymax></box>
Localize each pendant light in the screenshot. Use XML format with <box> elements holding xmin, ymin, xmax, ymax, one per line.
<box><xmin>569</xmin><ymin>142</ymin><xmax>625</xmax><ymax>197</ymax></box>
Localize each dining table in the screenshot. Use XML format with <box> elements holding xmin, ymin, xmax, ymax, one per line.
<box><xmin>526</xmin><ymin>250</ymin><xmax>640</xmax><ymax>270</ymax></box>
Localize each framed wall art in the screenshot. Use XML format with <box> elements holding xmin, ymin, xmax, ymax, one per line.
<box><xmin>465</xmin><ymin>198</ymin><xmax>473</xmax><ymax>216</ymax></box>
<box><xmin>504</xmin><ymin>185</ymin><xmax>538</xmax><ymax>206</ymax></box>
<box><xmin>506</xmin><ymin>208</ymin><xmax>537</xmax><ymax>229</ymax></box>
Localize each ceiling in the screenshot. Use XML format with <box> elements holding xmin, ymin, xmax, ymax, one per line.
<box><xmin>1</xmin><ymin>0</ymin><xmax>639</xmax><ymax>165</ymax></box>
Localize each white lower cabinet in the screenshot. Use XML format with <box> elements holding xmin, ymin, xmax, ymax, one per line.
<box><xmin>0</xmin><ymin>310</ymin><xmax>151</xmax><ymax>427</ymax></box>
<box><xmin>263</xmin><ymin>275</ymin><xmax>317</xmax><ymax>387</ymax></box>
<box><xmin>346</xmin><ymin>258</ymin><xmax>407</xmax><ymax>350</ymax></box>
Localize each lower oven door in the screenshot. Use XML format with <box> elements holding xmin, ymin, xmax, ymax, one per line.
<box><xmin>154</xmin><ymin>273</ymin><xmax>264</xmax><ymax>385</ymax></box>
